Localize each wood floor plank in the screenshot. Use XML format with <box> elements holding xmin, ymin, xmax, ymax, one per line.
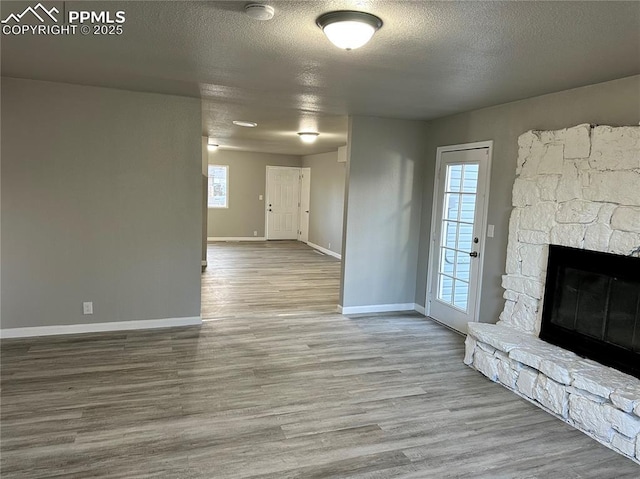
<box><xmin>1</xmin><ymin>241</ymin><xmax>637</xmax><ymax>477</ymax></box>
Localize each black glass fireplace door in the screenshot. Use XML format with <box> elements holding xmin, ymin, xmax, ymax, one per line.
<box><xmin>540</xmin><ymin>245</ymin><xmax>640</xmax><ymax>379</ymax></box>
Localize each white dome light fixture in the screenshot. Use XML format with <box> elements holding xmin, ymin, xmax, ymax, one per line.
<box><xmin>298</xmin><ymin>132</ymin><xmax>319</xmax><ymax>144</ymax></box>
<box><xmin>245</xmin><ymin>4</ymin><xmax>275</xmax><ymax>21</ymax></box>
<box><xmin>316</xmin><ymin>11</ymin><xmax>382</xmax><ymax>50</ymax></box>
<box><xmin>207</xmin><ymin>138</ymin><xmax>219</xmax><ymax>151</ymax></box>
<box><xmin>232</xmin><ymin>120</ymin><xmax>258</xmax><ymax>128</ymax></box>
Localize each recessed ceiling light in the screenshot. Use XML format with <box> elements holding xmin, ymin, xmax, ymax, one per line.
<box><xmin>316</xmin><ymin>11</ymin><xmax>383</xmax><ymax>50</ymax></box>
<box><xmin>245</xmin><ymin>4</ymin><xmax>275</xmax><ymax>21</ymax></box>
<box><xmin>298</xmin><ymin>132</ymin><xmax>320</xmax><ymax>144</ymax></box>
<box><xmin>233</xmin><ymin>120</ymin><xmax>257</xmax><ymax>128</ymax></box>
<box><xmin>207</xmin><ymin>138</ymin><xmax>219</xmax><ymax>151</ymax></box>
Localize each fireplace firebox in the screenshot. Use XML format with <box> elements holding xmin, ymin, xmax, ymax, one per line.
<box><xmin>540</xmin><ymin>245</ymin><xmax>640</xmax><ymax>379</ymax></box>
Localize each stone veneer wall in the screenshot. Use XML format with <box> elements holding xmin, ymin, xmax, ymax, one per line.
<box><xmin>498</xmin><ymin>124</ymin><xmax>640</xmax><ymax>335</ymax></box>
<box><xmin>466</xmin><ymin>124</ymin><xmax>640</xmax><ymax>464</ymax></box>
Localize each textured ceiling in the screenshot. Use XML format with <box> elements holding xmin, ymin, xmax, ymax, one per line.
<box><xmin>2</xmin><ymin>1</ymin><xmax>639</xmax><ymax>155</ymax></box>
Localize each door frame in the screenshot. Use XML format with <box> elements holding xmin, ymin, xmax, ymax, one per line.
<box><xmin>426</xmin><ymin>140</ymin><xmax>493</xmax><ymax>328</ymax></box>
<box><xmin>265</xmin><ymin>165</ymin><xmax>302</xmax><ymax>240</ymax></box>
<box><xmin>299</xmin><ymin>167</ymin><xmax>311</xmax><ymax>243</ymax></box>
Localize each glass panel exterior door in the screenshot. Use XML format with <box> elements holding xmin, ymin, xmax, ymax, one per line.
<box><xmin>428</xmin><ymin>146</ymin><xmax>491</xmax><ymax>334</ymax></box>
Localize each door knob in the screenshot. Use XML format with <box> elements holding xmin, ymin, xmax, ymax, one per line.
<box><xmin>268</xmin><ymin>208</ymin><xmax>272</xmax><ymax>212</ymax></box>
<box><xmin>469</xmin><ymin>251</ymin><xmax>479</xmax><ymax>257</ymax></box>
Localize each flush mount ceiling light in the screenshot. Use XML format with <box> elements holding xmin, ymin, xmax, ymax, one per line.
<box><xmin>245</xmin><ymin>4</ymin><xmax>275</xmax><ymax>21</ymax></box>
<box><xmin>298</xmin><ymin>132</ymin><xmax>319</xmax><ymax>144</ymax></box>
<box><xmin>232</xmin><ymin>120</ymin><xmax>258</xmax><ymax>127</ymax></box>
<box><xmin>316</xmin><ymin>10</ymin><xmax>382</xmax><ymax>50</ymax></box>
<box><xmin>207</xmin><ymin>138</ymin><xmax>219</xmax><ymax>151</ymax></box>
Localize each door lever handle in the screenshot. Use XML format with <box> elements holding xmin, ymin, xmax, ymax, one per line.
<box><xmin>469</xmin><ymin>251</ymin><xmax>479</xmax><ymax>257</ymax></box>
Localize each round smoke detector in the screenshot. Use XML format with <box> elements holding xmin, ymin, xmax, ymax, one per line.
<box><xmin>245</xmin><ymin>4</ymin><xmax>275</xmax><ymax>21</ymax></box>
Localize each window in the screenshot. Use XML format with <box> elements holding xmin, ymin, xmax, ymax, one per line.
<box><xmin>208</xmin><ymin>164</ymin><xmax>228</xmax><ymax>208</ymax></box>
<box><xmin>438</xmin><ymin>163</ymin><xmax>479</xmax><ymax>311</ymax></box>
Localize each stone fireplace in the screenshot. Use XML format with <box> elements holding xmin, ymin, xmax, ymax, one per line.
<box><xmin>464</xmin><ymin>124</ymin><xmax>640</xmax><ymax>463</ymax></box>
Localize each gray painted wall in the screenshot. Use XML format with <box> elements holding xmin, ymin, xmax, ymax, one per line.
<box><xmin>302</xmin><ymin>151</ymin><xmax>346</xmax><ymax>255</ymax></box>
<box><xmin>416</xmin><ymin>75</ymin><xmax>640</xmax><ymax>323</ymax></box>
<box><xmin>207</xmin><ymin>150</ymin><xmax>301</xmax><ymax>237</ymax></box>
<box><xmin>341</xmin><ymin>116</ymin><xmax>428</xmax><ymax>308</ymax></box>
<box><xmin>1</xmin><ymin>78</ymin><xmax>202</xmax><ymax>328</ymax></box>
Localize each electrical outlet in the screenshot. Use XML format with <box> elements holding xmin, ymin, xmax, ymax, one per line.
<box><xmin>328</xmin><ymin>242</ymin><xmax>331</xmax><ymax>249</ymax></box>
<box><xmin>259</xmin><ymin>194</ymin><xmax>263</xmax><ymax>200</ymax></box>
<box><xmin>487</xmin><ymin>224</ymin><xmax>495</xmax><ymax>238</ymax></box>
<box><xmin>253</xmin><ymin>231</ymin><xmax>257</xmax><ymax>236</ymax></box>
<box><xmin>83</xmin><ymin>302</ymin><xmax>93</xmax><ymax>315</ymax></box>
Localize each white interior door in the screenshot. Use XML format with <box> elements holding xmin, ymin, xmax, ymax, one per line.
<box><xmin>266</xmin><ymin>166</ymin><xmax>300</xmax><ymax>240</ymax></box>
<box><xmin>299</xmin><ymin>168</ymin><xmax>311</xmax><ymax>243</ymax></box>
<box><xmin>427</xmin><ymin>143</ymin><xmax>492</xmax><ymax>334</ymax></box>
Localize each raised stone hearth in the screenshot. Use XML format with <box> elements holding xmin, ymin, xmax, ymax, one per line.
<box><xmin>465</xmin><ymin>323</ymin><xmax>640</xmax><ymax>463</ymax></box>
<box><xmin>465</xmin><ymin>123</ymin><xmax>640</xmax><ymax>463</ymax></box>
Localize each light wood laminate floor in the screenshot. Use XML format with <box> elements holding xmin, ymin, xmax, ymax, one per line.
<box><xmin>201</xmin><ymin>241</ymin><xmax>341</xmax><ymax>319</ymax></box>
<box><xmin>1</xmin><ymin>241</ymin><xmax>637</xmax><ymax>477</ymax></box>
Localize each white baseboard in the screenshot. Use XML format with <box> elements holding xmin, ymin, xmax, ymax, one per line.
<box><xmin>338</xmin><ymin>303</ymin><xmax>418</xmax><ymax>315</ymax></box>
<box><xmin>307</xmin><ymin>241</ymin><xmax>341</xmax><ymax>260</ymax></box>
<box><xmin>414</xmin><ymin>303</ymin><xmax>426</xmax><ymax>315</ymax></box>
<box><xmin>0</xmin><ymin>316</ymin><xmax>202</xmax><ymax>339</ymax></box>
<box><xmin>207</xmin><ymin>237</ymin><xmax>266</xmax><ymax>242</ymax></box>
